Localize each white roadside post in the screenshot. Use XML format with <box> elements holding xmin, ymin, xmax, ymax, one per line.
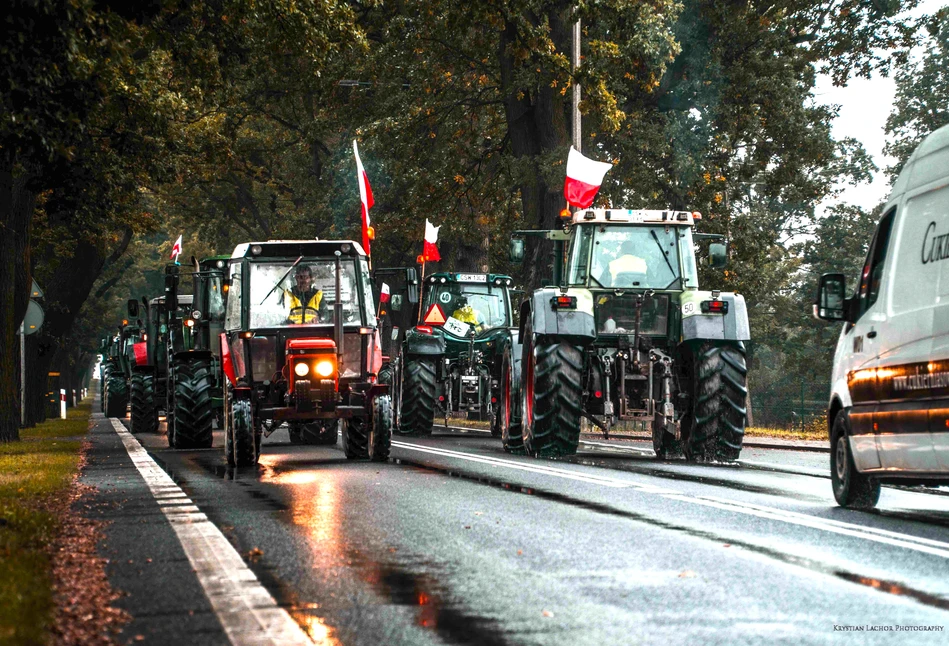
<box><xmin>60</xmin><ymin>389</ymin><xmax>66</xmax><ymax>419</ymax></box>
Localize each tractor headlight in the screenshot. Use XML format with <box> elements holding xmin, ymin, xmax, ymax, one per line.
<box><xmin>315</xmin><ymin>359</ymin><xmax>335</xmax><ymax>377</ymax></box>
<box><xmin>294</xmin><ymin>362</ymin><xmax>310</xmax><ymax>377</ymax></box>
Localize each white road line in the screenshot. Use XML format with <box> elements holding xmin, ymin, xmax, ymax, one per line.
<box><xmin>110</xmin><ymin>419</ymin><xmax>312</xmax><ymax>646</ymax></box>
<box><xmin>740</xmin><ymin>459</ymin><xmax>828</xmax><ymax>477</ymax></box>
<box><xmin>578</xmin><ymin>439</ymin><xmax>654</xmax><ymax>455</ymax></box>
<box><xmin>393</xmin><ymin>437</ymin><xmax>949</xmax><ymax>559</ymax></box>
<box><xmin>663</xmin><ymin>493</ymin><xmax>949</xmax><ymax>560</ymax></box>
<box><xmin>391</xmin><ymin>441</ymin><xmax>676</xmax><ymax>492</ymax></box>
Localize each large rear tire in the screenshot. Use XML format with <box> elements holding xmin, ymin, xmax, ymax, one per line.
<box><xmin>288</xmin><ymin>421</ymin><xmax>339</xmax><ymax>445</ymax></box>
<box><xmin>687</xmin><ymin>341</ymin><xmax>748</xmax><ymax>461</ymax></box>
<box><xmin>369</xmin><ymin>396</ymin><xmax>393</xmax><ymax>462</ymax></box>
<box><xmin>106</xmin><ymin>374</ymin><xmax>128</xmax><ymax>419</ymax></box>
<box><xmin>130</xmin><ymin>372</ymin><xmax>158</xmax><ymax>434</ymax></box>
<box><xmin>831</xmin><ymin>412</ymin><xmax>880</xmax><ymax>509</ymax></box>
<box><xmin>398</xmin><ymin>357</ymin><xmax>437</xmax><ymax>437</ymax></box>
<box><xmin>232</xmin><ymin>399</ymin><xmax>257</xmax><ymax>466</ymax></box>
<box><xmin>499</xmin><ymin>342</ymin><xmax>524</xmax><ymax>454</ymax></box>
<box><xmin>342</xmin><ymin>418</ymin><xmax>369</xmax><ymax>459</ymax></box>
<box><xmin>172</xmin><ymin>359</ymin><xmax>214</xmax><ymax>449</ymax></box>
<box><xmin>521</xmin><ymin>317</ymin><xmax>583</xmax><ymax>457</ymax></box>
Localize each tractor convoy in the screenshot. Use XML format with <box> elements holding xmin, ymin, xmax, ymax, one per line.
<box><xmin>99</xmin><ymin>207</ymin><xmax>749</xmax><ymax>466</ymax></box>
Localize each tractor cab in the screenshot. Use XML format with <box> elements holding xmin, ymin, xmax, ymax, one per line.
<box><xmin>419</xmin><ymin>273</ymin><xmax>514</xmax><ymax>339</ymax></box>
<box><xmin>221</xmin><ymin>240</ymin><xmax>392</xmax><ymax>466</ymax></box>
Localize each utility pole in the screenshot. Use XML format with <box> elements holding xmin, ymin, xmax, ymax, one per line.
<box><xmin>571</xmin><ymin>18</ymin><xmax>581</xmax><ymax>152</ymax></box>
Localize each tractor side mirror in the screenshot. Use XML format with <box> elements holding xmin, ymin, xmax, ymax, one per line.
<box><xmin>813</xmin><ymin>273</ymin><xmax>850</xmax><ymax>322</ymax></box>
<box><xmin>509</xmin><ymin>238</ymin><xmax>525</xmax><ymax>263</ymax></box>
<box><xmin>127</xmin><ymin>299</ymin><xmax>139</xmax><ymax>318</ymax></box>
<box><xmin>405</xmin><ymin>267</ymin><xmax>420</xmax><ymax>304</ymax></box>
<box><xmin>709</xmin><ymin>243</ymin><xmax>727</xmax><ymax>269</ymax></box>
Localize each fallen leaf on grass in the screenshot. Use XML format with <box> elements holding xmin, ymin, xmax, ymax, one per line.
<box><xmin>542</xmin><ymin>610</ymin><xmax>554</xmax><ymax>618</ymax></box>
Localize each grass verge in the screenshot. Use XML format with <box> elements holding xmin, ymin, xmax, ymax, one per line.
<box><xmin>0</xmin><ymin>401</ymin><xmax>91</xmax><ymax>645</ymax></box>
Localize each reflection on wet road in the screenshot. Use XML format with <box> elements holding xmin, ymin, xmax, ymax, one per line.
<box><xmin>139</xmin><ymin>427</ymin><xmax>949</xmax><ymax>645</ymax></box>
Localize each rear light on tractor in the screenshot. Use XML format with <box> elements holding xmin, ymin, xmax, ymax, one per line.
<box><xmin>701</xmin><ymin>300</ymin><xmax>728</xmax><ymax>314</ymax></box>
<box><xmin>416</xmin><ymin>326</ymin><xmax>433</xmax><ymax>335</ymax></box>
<box><xmin>551</xmin><ymin>295</ymin><xmax>577</xmax><ymax>310</ymax></box>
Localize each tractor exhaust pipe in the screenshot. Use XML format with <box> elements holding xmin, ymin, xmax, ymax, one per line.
<box><xmin>334</xmin><ymin>251</ymin><xmax>344</xmax><ymax>372</ymax></box>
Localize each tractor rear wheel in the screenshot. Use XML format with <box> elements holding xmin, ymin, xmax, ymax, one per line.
<box><xmin>398</xmin><ymin>357</ymin><xmax>437</xmax><ymax>437</ymax></box>
<box><xmin>369</xmin><ymin>396</ymin><xmax>393</xmax><ymax>462</ymax></box>
<box><xmin>106</xmin><ymin>374</ymin><xmax>128</xmax><ymax>419</ymax></box>
<box><xmin>499</xmin><ymin>343</ymin><xmax>524</xmax><ymax>453</ymax></box>
<box><xmin>521</xmin><ymin>317</ymin><xmax>583</xmax><ymax>457</ymax></box>
<box><xmin>686</xmin><ymin>342</ymin><xmax>748</xmax><ymax>462</ymax></box>
<box><xmin>288</xmin><ymin>421</ymin><xmax>339</xmax><ymax>445</ymax></box>
<box><xmin>231</xmin><ymin>398</ymin><xmax>257</xmax><ymax>466</ymax></box>
<box><xmin>342</xmin><ymin>418</ymin><xmax>369</xmax><ymax>459</ymax></box>
<box><xmin>173</xmin><ymin>359</ymin><xmax>214</xmax><ymax>449</ymax></box>
<box><xmin>130</xmin><ymin>372</ymin><xmax>157</xmax><ymax>434</ymax></box>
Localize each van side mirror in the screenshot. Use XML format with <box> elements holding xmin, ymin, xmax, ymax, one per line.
<box><xmin>814</xmin><ymin>273</ymin><xmax>849</xmax><ymax>322</ymax></box>
<box><xmin>405</xmin><ymin>267</ymin><xmax>419</xmax><ymax>305</ymax></box>
<box><xmin>127</xmin><ymin>299</ymin><xmax>139</xmax><ymax>318</ymax></box>
<box><xmin>509</xmin><ymin>238</ymin><xmax>525</xmax><ymax>263</ymax></box>
<box><xmin>709</xmin><ymin>243</ymin><xmax>727</xmax><ymax>269</ymax></box>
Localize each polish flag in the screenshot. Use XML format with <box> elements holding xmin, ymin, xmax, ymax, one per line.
<box><xmin>380</xmin><ymin>282</ymin><xmax>391</xmax><ymax>303</ymax></box>
<box><xmin>563</xmin><ymin>146</ymin><xmax>612</xmax><ymax>208</ymax></box>
<box><xmin>170</xmin><ymin>235</ymin><xmax>183</xmax><ymax>261</ymax></box>
<box><xmin>354</xmin><ymin>140</ymin><xmax>375</xmax><ymax>254</ymax></box>
<box><xmin>423</xmin><ymin>219</ymin><xmax>441</xmax><ymax>262</ymax></box>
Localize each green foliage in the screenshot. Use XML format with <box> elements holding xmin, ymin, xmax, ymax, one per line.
<box><xmin>885</xmin><ymin>6</ymin><xmax>949</xmax><ymax>179</ymax></box>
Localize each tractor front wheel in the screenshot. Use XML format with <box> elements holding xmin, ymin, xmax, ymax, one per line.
<box><xmin>106</xmin><ymin>374</ymin><xmax>128</xmax><ymax>419</ymax></box>
<box><xmin>231</xmin><ymin>398</ymin><xmax>257</xmax><ymax>466</ymax></box>
<box><xmin>342</xmin><ymin>418</ymin><xmax>369</xmax><ymax>459</ymax></box>
<box><xmin>369</xmin><ymin>396</ymin><xmax>393</xmax><ymax>462</ymax></box>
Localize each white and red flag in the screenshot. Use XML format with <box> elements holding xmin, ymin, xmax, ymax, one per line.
<box><xmin>170</xmin><ymin>235</ymin><xmax>183</xmax><ymax>262</ymax></box>
<box><xmin>380</xmin><ymin>282</ymin><xmax>391</xmax><ymax>303</ymax></box>
<box><xmin>564</xmin><ymin>146</ymin><xmax>612</xmax><ymax>208</ymax></box>
<box><xmin>423</xmin><ymin>219</ymin><xmax>441</xmax><ymax>262</ymax></box>
<box><xmin>353</xmin><ymin>140</ymin><xmax>375</xmax><ymax>254</ymax></box>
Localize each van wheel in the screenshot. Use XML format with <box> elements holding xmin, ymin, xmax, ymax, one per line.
<box><xmin>831</xmin><ymin>412</ymin><xmax>880</xmax><ymax>509</ymax></box>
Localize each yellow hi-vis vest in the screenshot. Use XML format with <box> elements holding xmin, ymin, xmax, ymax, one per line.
<box><xmin>285</xmin><ymin>289</ymin><xmax>323</xmax><ymax>324</ymax></box>
<box><xmin>451</xmin><ymin>304</ymin><xmax>482</xmax><ymax>331</ymax></box>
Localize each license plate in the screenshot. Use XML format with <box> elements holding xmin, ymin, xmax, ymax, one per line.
<box><xmin>455</xmin><ymin>273</ymin><xmax>487</xmax><ymax>283</ymax></box>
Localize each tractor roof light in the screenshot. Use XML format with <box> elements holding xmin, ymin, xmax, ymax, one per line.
<box><xmin>692</xmin><ymin>211</ymin><xmax>702</xmax><ymax>220</ymax></box>
<box><xmin>216</xmin><ymin>260</ymin><xmax>225</xmax><ymax>268</ymax></box>
<box><xmin>366</xmin><ymin>227</ymin><xmax>375</xmax><ymax>241</ymax></box>
<box><xmin>250</xmin><ymin>244</ymin><xmax>263</xmax><ymax>255</ymax></box>
<box><xmin>192</xmin><ymin>310</ymin><xmax>202</xmax><ymax>320</ymax></box>
<box><xmin>439</xmin><ymin>277</ymin><xmax>446</xmax><ymax>283</ymax></box>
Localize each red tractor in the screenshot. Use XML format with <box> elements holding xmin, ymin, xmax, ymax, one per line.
<box><xmin>220</xmin><ymin>240</ymin><xmax>392</xmax><ymax>466</ymax></box>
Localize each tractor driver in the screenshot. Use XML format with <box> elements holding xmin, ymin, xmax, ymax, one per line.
<box><xmin>285</xmin><ymin>265</ymin><xmax>327</xmax><ymax>324</ymax></box>
<box><xmin>451</xmin><ymin>296</ymin><xmax>484</xmax><ymax>333</ymax></box>
<box><xmin>599</xmin><ymin>240</ymin><xmax>649</xmax><ymax>287</ymax></box>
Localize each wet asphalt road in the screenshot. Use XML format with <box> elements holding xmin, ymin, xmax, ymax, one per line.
<box><xmin>110</xmin><ymin>420</ymin><xmax>949</xmax><ymax>645</ymax></box>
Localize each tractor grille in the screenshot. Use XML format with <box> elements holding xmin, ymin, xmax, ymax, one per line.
<box><xmin>594</xmin><ymin>293</ymin><xmax>669</xmax><ymax>336</ymax></box>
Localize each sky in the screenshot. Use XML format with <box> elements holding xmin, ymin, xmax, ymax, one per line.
<box><xmin>814</xmin><ymin>0</ymin><xmax>945</xmax><ymax>212</ymax></box>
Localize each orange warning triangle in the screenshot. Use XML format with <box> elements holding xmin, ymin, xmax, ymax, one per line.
<box><xmin>423</xmin><ymin>303</ymin><xmax>446</xmax><ymax>325</ymax></box>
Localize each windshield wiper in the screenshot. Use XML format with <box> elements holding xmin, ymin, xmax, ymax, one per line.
<box><xmin>259</xmin><ymin>255</ymin><xmax>304</xmax><ymax>305</ymax></box>
<box><xmin>650</xmin><ymin>230</ymin><xmax>678</xmax><ymax>280</ymax></box>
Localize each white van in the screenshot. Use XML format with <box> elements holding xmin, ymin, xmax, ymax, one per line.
<box><xmin>814</xmin><ymin>123</ymin><xmax>949</xmax><ymax>509</ymax></box>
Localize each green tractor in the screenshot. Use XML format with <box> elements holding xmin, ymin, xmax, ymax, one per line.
<box><xmin>506</xmin><ymin>208</ymin><xmax>749</xmax><ymax>460</ymax></box>
<box><xmin>126</xmin><ymin>272</ymin><xmax>196</xmax><ymax>444</ymax></box>
<box><xmin>386</xmin><ymin>271</ymin><xmax>520</xmax><ymax>437</ymax></box>
<box><xmin>220</xmin><ymin>240</ymin><xmax>392</xmax><ymax>466</ymax></box>
<box><xmin>100</xmin><ymin>323</ymin><xmax>137</xmax><ymax>419</ymax></box>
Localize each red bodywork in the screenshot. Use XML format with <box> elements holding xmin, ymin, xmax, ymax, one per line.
<box><xmin>286</xmin><ymin>337</ymin><xmax>337</xmax><ymax>394</ymax></box>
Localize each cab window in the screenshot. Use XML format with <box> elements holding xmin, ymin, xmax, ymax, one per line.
<box><xmin>858</xmin><ymin>208</ymin><xmax>895</xmax><ymax>317</ymax></box>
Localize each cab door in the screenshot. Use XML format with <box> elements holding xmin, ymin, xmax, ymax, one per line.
<box><xmin>844</xmin><ymin>213</ymin><xmax>891</xmax><ymax>470</ymax></box>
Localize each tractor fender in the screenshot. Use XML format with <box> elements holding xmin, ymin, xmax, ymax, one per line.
<box><xmin>680</xmin><ymin>292</ymin><xmax>750</xmax><ymax>342</ymax></box>
<box><xmin>404</xmin><ymin>327</ymin><xmax>446</xmax><ymax>356</ymax></box>
<box><xmin>524</xmin><ymin>288</ymin><xmax>596</xmax><ymax>341</ymax></box>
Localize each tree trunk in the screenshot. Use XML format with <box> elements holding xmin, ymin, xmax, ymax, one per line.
<box><xmin>0</xmin><ymin>155</ymin><xmax>37</xmax><ymax>441</ymax></box>
<box><xmin>499</xmin><ymin>4</ymin><xmax>573</xmax><ymax>293</ymax></box>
